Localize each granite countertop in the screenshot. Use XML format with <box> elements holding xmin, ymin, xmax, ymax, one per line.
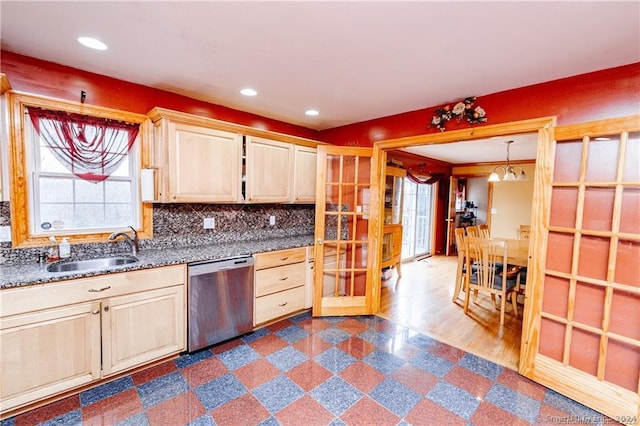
<box><xmin>0</xmin><ymin>235</ymin><xmax>314</xmax><ymax>290</ymax></box>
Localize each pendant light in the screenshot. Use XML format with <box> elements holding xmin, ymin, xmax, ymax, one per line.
<box><xmin>488</xmin><ymin>140</ymin><xmax>528</xmax><ymax>182</ymax></box>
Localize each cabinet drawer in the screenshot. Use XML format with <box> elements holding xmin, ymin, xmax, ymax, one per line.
<box><xmin>255</xmin><ymin>286</ymin><xmax>305</xmax><ymax>325</ymax></box>
<box><xmin>255</xmin><ymin>262</ymin><xmax>305</xmax><ymax>297</ymax></box>
<box><xmin>1</xmin><ymin>265</ymin><xmax>186</xmax><ymax>317</ymax></box>
<box><xmin>254</xmin><ymin>247</ymin><xmax>306</xmax><ymax>270</ymax></box>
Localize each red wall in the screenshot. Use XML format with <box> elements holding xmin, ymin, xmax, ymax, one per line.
<box><xmin>318</xmin><ymin>62</ymin><xmax>640</xmax><ymax>146</ymax></box>
<box><xmin>0</xmin><ymin>51</ymin><xmax>319</xmax><ymax>140</ymax></box>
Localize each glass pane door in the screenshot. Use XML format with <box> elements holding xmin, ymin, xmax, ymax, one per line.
<box><xmin>402</xmin><ymin>180</ymin><xmax>434</xmax><ymax>260</ymax></box>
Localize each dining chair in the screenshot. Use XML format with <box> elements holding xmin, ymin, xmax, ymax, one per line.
<box><xmin>452</xmin><ymin>227</ymin><xmax>467</xmax><ymax>302</ymax></box>
<box><xmin>464</xmin><ymin>236</ymin><xmax>519</xmax><ymax>326</ymax></box>
<box><xmin>466</xmin><ymin>225</ymin><xmax>480</xmax><ymax>238</ymax></box>
<box><xmin>518</xmin><ymin>224</ymin><xmax>531</xmax><ymax>240</ymax></box>
<box><xmin>478</xmin><ymin>224</ymin><xmax>490</xmax><ymax>238</ymax></box>
<box><xmin>516</xmin><ymin>224</ymin><xmax>530</xmax><ymax>295</ymax></box>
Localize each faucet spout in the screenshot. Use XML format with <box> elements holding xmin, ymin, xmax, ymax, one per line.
<box><xmin>108</xmin><ymin>226</ymin><xmax>139</xmax><ymax>255</ymax></box>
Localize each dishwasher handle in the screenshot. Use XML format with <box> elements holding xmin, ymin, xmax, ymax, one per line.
<box><xmin>188</xmin><ymin>256</ymin><xmax>254</xmax><ymax>276</ymax></box>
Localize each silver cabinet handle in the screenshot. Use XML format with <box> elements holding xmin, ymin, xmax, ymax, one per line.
<box><xmin>92</xmin><ymin>310</ymin><xmax>100</xmax><ymax>315</ymax></box>
<box><xmin>88</xmin><ymin>286</ymin><xmax>111</xmax><ymax>292</ymax></box>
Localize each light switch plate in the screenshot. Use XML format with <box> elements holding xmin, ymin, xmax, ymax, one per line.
<box><xmin>203</xmin><ymin>218</ymin><xmax>215</xmax><ymax>229</ymax></box>
<box><xmin>0</xmin><ymin>226</ymin><xmax>11</xmax><ymax>242</ymax></box>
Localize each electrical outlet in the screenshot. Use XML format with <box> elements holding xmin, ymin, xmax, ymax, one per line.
<box><xmin>269</xmin><ymin>215</ymin><xmax>276</xmax><ymax>226</ymax></box>
<box><xmin>0</xmin><ymin>226</ymin><xmax>10</xmax><ymax>242</ymax></box>
<box><xmin>203</xmin><ymin>217</ymin><xmax>215</xmax><ymax>229</ymax></box>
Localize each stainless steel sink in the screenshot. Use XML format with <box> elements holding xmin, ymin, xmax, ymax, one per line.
<box><xmin>47</xmin><ymin>256</ymin><xmax>139</xmax><ymax>273</ymax></box>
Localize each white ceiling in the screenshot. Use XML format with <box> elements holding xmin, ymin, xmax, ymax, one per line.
<box><xmin>401</xmin><ymin>132</ymin><xmax>538</xmax><ymax>164</ymax></box>
<box><xmin>1</xmin><ymin>1</ymin><xmax>638</xmax><ymax>135</ymax></box>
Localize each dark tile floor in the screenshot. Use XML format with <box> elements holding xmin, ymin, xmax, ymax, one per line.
<box><xmin>2</xmin><ymin>313</ymin><xmax>614</xmax><ymax>426</ymax></box>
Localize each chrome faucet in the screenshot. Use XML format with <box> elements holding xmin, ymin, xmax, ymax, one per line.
<box><xmin>108</xmin><ymin>226</ymin><xmax>139</xmax><ymax>255</ymax></box>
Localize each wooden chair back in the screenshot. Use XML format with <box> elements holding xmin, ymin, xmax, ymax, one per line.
<box><xmin>466</xmin><ymin>225</ymin><xmax>480</xmax><ymax>238</ymax></box>
<box><xmin>464</xmin><ymin>236</ymin><xmax>518</xmax><ymax>325</ymax></box>
<box><xmin>519</xmin><ymin>225</ymin><xmax>531</xmax><ymax>240</ymax></box>
<box><xmin>478</xmin><ymin>224</ymin><xmax>490</xmax><ymax>238</ymax></box>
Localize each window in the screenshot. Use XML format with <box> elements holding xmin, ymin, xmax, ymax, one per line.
<box><xmin>8</xmin><ymin>92</ymin><xmax>152</xmax><ymax>247</ymax></box>
<box><xmin>27</xmin><ymin>116</ymin><xmax>140</xmax><ymax>233</ymax></box>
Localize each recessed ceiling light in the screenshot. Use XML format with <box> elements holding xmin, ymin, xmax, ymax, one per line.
<box><xmin>240</xmin><ymin>88</ymin><xmax>258</xmax><ymax>97</ymax></box>
<box><xmin>305</xmin><ymin>109</ymin><xmax>319</xmax><ymax>116</ymax></box>
<box><xmin>77</xmin><ymin>37</ymin><xmax>108</xmax><ymax>51</ymax></box>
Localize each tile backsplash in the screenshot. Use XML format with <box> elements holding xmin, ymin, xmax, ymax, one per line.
<box><xmin>0</xmin><ymin>202</ymin><xmax>315</xmax><ymax>265</ymax></box>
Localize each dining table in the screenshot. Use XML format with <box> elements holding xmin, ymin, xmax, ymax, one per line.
<box><xmin>453</xmin><ymin>237</ymin><xmax>530</xmax><ymax>302</ymax></box>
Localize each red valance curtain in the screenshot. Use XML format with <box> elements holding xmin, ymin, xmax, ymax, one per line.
<box><xmin>406</xmin><ymin>170</ymin><xmax>443</xmax><ymax>185</ymax></box>
<box><xmin>27</xmin><ymin>107</ymin><xmax>139</xmax><ymax>182</ymax></box>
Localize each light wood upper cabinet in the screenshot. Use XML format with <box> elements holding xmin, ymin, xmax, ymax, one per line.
<box><xmin>293</xmin><ymin>145</ymin><xmax>317</xmax><ymax>203</ymax></box>
<box><xmin>151</xmin><ymin>114</ymin><xmax>242</xmax><ymax>203</ymax></box>
<box><xmin>245</xmin><ymin>136</ymin><xmax>294</xmax><ymax>203</ymax></box>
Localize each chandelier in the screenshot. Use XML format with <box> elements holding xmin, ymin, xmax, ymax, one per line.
<box><xmin>488</xmin><ymin>140</ymin><xmax>528</xmax><ymax>182</ymax></box>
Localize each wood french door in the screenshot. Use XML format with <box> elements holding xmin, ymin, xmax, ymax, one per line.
<box><xmin>445</xmin><ymin>176</ymin><xmax>459</xmax><ymax>255</ymax></box>
<box><xmin>520</xmin><ymin>115</ymin><xmax>640</xmax><ymax>422</ymax></box>
<box><xmin>313</xmin><ymin>146</ymin><xmax>377</xmax><ymax>316</ymax></box>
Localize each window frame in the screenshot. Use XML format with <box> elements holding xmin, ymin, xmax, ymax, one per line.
<box><xmin>7</xmin><ymin>92</ymin><xmax>153</xmax><ymax>248</ymax></box>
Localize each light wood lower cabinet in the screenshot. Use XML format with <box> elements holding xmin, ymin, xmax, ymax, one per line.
<box><xmin>0</xmin><ymin>265</ymin><xmax>186</xmax><ymax>415</ymax></box>
<box><xmin>254</xmin><ymin>247</ymin><xmax>307</xmax><ymax>325</ymax></box>
<box><xmin>0</xmin><ymin>302</ymin><xmax>102</xmax><ymax>412</ymax></box>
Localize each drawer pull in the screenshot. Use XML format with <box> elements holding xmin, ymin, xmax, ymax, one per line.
<box><xmin>88</xmin><ymin>286</ymin><xmax>111</xmax><ymax>293</ymax></box>
<box><xmin>279</xmin><ymin>276</ymin><xmax>289</xmax><ymax>281</ymax></box>
<box><xmin>280</xmin><ymin>256</ymin><xmax>289</xmax><ymax>261</ymax></box>
<box><xmin>278</xmin><ymin>301</ymin><xmax>288</xmax><ymax>307</ymax></box>
<box><xmin>91</xmin><ymin>310</ymin><xmax>100</xmax><ymax>315</ymax></box>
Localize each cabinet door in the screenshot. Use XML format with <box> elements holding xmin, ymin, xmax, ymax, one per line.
<box><xmin>167</xmin><ymin>122</ymin><xmax>241</xmax><ymax>202</ymax></box>
<box><xmin>245</xmin><ymin>136</ymin><xmax>293</xmax><ymax>203</ymax></box>
<box><xmin>293</xmin><ymin>145</ymin><xmax>317</xmax><ymax>203</ymax></box>
<box><xmin>0</xmin><ymin>302</ymin><xmax>101</xmax><ymax>412</ymax></box>
<box><xmin>102</xmin><ymin>286</ymin><xmax>185</xmax><ymax>376</ymax></box>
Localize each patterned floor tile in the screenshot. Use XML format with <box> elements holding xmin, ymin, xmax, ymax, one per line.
<box><xmin>287</xmin><ymin>360</ymin><xmax>334</xmax><ymax>392</ymax></box>
<box><xmin>339</xmin><ymin>396</ymin><xmax>400</xmax><ymax>426</ymax></box>
<box><xmin>210</xmin><ymin>394</ymin><xmax>270</xmax><ymax>426</ymax></box>
<box><xmin>13</xmin><ymin>395</ymin><xmax>80</xmax><ymax>426</ymax></box>
<box><xmin>80</xmin><ymin>376</ymin><xmax>135</xmax><ymax>407</ymax></box>
<box><xmin>362</xmin><ymin>349</ymin><xmax>405</xmax><ymax>375</ymax></box>
<box><xmin>338</xmin><ymin>360</ymin><xmax>386</xmax><ymax>393</ymax></box>
<box><xmin>292</xmin><ymin>334</ymin><xmax>333</xmax><ymax>357</ymax></box>
<box><xmin>144</xmin><ymin>391</ymin><xmax>205</xmax><ymax>426</ymax></box>
<box><xmin>310</xmin><ymin>376</ymin><xmax>363</xmax><ymax>416</ymax></box>
<box><xmin>248</xmin><ymin>333</ymin><xmax>289</xmax><ymax>356</ymax></box>
<box><xmin>233</xmin><ymin>358</ymin><xmax>282</xmax><ymax>390</ymax></box>
<box><xmin>470</xmin><ymin>401</ymin><xmax>531</xmax><ymax>426</ymax></box>
<box><xmin>265</xmin><ymin>346</ymin><xmax>308</xmax><ymax>372</ymax></box>
<box><xmin>274</xmin><ymin>394</ymin><xmax>335</xmax><ymax>426</ymax></box>
<box><xmin>314</xmin><ymin>347</ymin><xmax>357</xmax><ymax>373</ymax></box>
<box><xmin>405</xmin><ymin>398</ymin><xmax>466</xmax><ymax>426</ymax></box>
<box><xmin>369</xmin><ymin>378</ymin><xmax>422</xmax><ymax>417</ymax></box>
<box><xmin>194</xmin><ymin>372</ymin><xmax>247</xmax><ymax>411</ymax></box>
<box><xmin>81</xmin><ymin>388</ymin><xmax>142</xmax><ymax>426</ymax></box>
<box><xmin>181</xmin><ymin>356</ymin><xmax>229</xmax><ymax>388</ymax></box>
<box><xmin>4</xmin><ymin>313</ymin><xmax>609</xmax><ymax>426</ymax></box>
<box><xmin>131</xmin><ymin>360</ymin><xmax>178</xmax><ymax>386</ymax></box>
<box><xmin>136</xmin><ymin>371</ymin><xmax>189</xmax><ymax>409</ymax></box>
<box><xmin>336</xmin><ymin>336</ymin><xmax>377</xmax><ymax>359</ymax></box>
<box><xmin>485</xmin><ymin>383</ymin><xmax>541</xmax><ymax>423</ymax></box>
<box><xmin>426</xmin><ymin>381</ymin><xmax>482</xmax><ymax>421</ymax></box>
<box><xmin>391</xmin><ymin>364</ymin><xmax>440</xmax><ymax>395</ymax></box>
<box><xmin>252</xmin><ymin>375</ymin><xmax>304</xmax><ymax>413</ymax></box>
<box><xmin>444</xmin><ymin>365</ymin><xmax>494</xmax><ymax>399</ymax></box>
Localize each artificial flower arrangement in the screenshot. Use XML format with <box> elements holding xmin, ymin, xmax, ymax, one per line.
<box><xmin>429</xmin><ymin>96</ymin><xmax>487</xmax><ymax>131</ymax></box>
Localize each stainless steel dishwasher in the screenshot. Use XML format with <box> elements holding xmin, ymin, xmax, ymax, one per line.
<box><xmin>187</xmin><ymin>256</ymin><xmax>254</xmax><ymax>352</ymax></box>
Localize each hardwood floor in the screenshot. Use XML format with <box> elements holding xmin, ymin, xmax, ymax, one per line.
<box><xmin>378</xmin><ymin>255</ymin><xmax>522</xmax><ymax>371</ymax></box>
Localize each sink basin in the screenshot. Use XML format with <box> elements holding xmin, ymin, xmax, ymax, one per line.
<box><xmin>47</xmin><ymin>256</ymin><xmax>139</xmax><ymax>273</ymax></box>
